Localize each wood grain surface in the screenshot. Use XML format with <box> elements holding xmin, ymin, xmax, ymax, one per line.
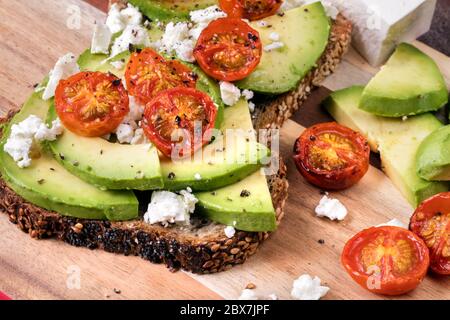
<box><xmin>0</xmin><ymin>0</ymin><xmax>449</xmax><ymax>300</ymax></box>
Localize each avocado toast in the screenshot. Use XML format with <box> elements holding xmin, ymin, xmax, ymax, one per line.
<box><xmin>0</xmin><ymin>1</ymin><xmax>352</xmax><ymax>273</ymax></box>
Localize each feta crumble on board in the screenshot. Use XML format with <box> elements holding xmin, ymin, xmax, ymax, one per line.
<box><xmin>106</xmin><ymin>3</ymin><xmax>142</xmax><ymax>34</ymax></box>
<box><xmin>264</xmin><ymin>41</ymin><xmax>284</xmax><ymax>52</ymax></box>
<box><xmin>4</xmin><ymin>115</ymin><xmax>63</xmax><ymax>168</ymax></box>
<box><xmin>224</xmin><ymin>226</ymin><xmax>236</xmax><ymax>238</ymax></box>
<box><xmin>241</xmin><ymin>89</ymin><xmax>254</xmax><ymax>100</ymax></box>
<box><xmin>315</xmin><ymin>195</ymin><xmax>348</xmax><ymax>221</ymax></box>
<box><xmin>220</xmin><ymin>81</ymin><xmax>241</xmax><ymax>106</ymax></box>
<box><xmin>238</xmin><ymin>289</ymin><xmax>258</xmax><ymax>300</ymax></box>
<box><xmin>110</xmin><ymin>25</ymin><xmax>151</xmax><ymax>58</ymax></box>
<box><xmin>144</xmin><ymin>190</ymin><xmax>198</xmax><ymax>227</ymax></box>
<box><xmin>91</xmin><ymin>22</ymin><xmax>112</xmax><ymax>55</ymax></box>
<box><xmin>377</xmin><ymin>218</ymin><xmax>407</xmax><ymax>229</ymax></box>
<box><xmin>291</xmin><ymin>274</ymin><xmax>330</xmax><ymax>300</ymax></box>
<box><xmin>42</xmin><ymin>53</ymin><xmax>79</xmax><ymax>100</ymax></box>
<box><xmin>248</xmin><ymin>101</ymin><xmax>256</xmax><ymax>113</ymax></box>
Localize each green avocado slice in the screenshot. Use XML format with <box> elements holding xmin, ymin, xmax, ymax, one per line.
<box><xmin>0</xmin><ymin>92</ymin><xmax>138</xmax><ymax>220</ymax></box>
<box><xmin>325</xmin><ymin>86</ymin><xmax>448</xmax><ymax>207</ymax></box>
<box><xmin>236</xmin><ymin>3</ymin><xmax>330</xmax><ymax>94</ymax></box>
<box><xmin>359</xmin><ymin>43</ymin><xmax>449</xmax><ymax>117</ymax></box>
<box><xmin>128</xmin><ymin>0</ymin><xmax>217</xmax><ymax>21</ymax></box>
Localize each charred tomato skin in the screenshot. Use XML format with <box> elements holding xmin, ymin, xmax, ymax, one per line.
<box><xmin>342</xmin><ymin>226</ymin><xmax>430</xmax><ymax>296</ymax></box>
<box><xmin>193</xmin><ymin>18</ymin><xmax>262</xmax><ymax>82</ymax></box>
<box><xmin>55</xmin><ymin>71</ymin><xmax>129</xmax><ymax>137</ymax></box>
<box><xmin>410</xmin><ymin>192</ymin><xmax>450</xmax><ymax>275</ymax></box>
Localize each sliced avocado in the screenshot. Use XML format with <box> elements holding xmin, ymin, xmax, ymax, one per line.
<box><xmin>195</xmin><ymin>99</ymin><xmax>276</xmax><ymax>232</ymax></box>
<box><xmin>324</xmin><ymin>86</ymin><xmax>448</xmax><ymax>207</ymax></box>
<box><xmin>161</xmin><ymin>99</ymin><xmax>270</xmax><ymax>191</ymax></box>
<box><xmin>0</xmin><ymin>92</ymin><xmax>138</xmax><ymax>220</ymax></box>
<box><xmin>359</xmin><ymin>43</ymin><xmax>449</xmax><ymax>117</ymax></box>
<box><xmin>416</xmin><ymin>125</ymin><xmax>450</xmax><ymax>181</ymax></box>
<box><xmin>236</xmin><ymin>3</ymin><xmax>330</xmax><ymax>94</ymax></box>
<box><xmin>128</xmin><ymin>0</ymin><xmax>216</xmax><ymax>21</ymax></box>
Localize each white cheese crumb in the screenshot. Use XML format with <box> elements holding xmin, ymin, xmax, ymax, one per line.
<box><xmin>123</xmin><ymin>96</ymin><xmax>144</xmax><ymax>128</ymax></box>
<box><xmin>257</xmin><ymin>20</ymin><xmax>269</xmax><ymax>27</ymax></box>
<box><xmin>130</xmin><ymin>128</ymin><xmax>148</xmax><ymax>145</ymax></box>
<box><xmin>110</xmin><ymin>25</ymin><xmax>151</xmax><ymax>58</ymax></box>
<box><xmin>194</xmin><ymin>173</ymin><xmax>202</xmax><ymax>180</ymax></box>
<box><xmin>115</xmin><ymin>123</ymin><xmax>134</xmax><ymax>144</ymax></box>
<box><xmin>106</xmin><ymin>3</ymin><xmax>142</xmax><ymax>34</ymax></box>
<box><xmin>238</xmin><ymin>289</ymin><xmax>258</xmax><ymax>300</ymax></box>
<box><xmin>144</xmin><ymin>190</ymin><xmax>198</xmax><ymax>227</ymax></box>
<box><xmin>248</xmin><ymin>101</ymin><xmax>256</xmax><ymax>113</ymax></box>
<box><xmin>219</xmin><ymin>81</ymin><xmax>241</xmax><ymax>106</ymax></box>
<box><xmin>4</xmin><ymin>115</ymin><xmax>63</xmax><ymax>168</ymax></box>
<box><xmin>269</xmin><ymin>32</ymin><xmax>280</xmax><ymax>41</ymax></box>
<box><xmin>91</xmin><ymin>22</ymin><xmax>112</xmax><ymax>54</ymax></box>
<box><xmin>160</xmin><ymin>22</ymin><xmax>195</xmax><ymax>62</ymax></box>
<box><xmin>315</xmin><ymin>195</ymin><xmax>348</xmax><ymax>221</ymax></box>
<box><xmin>264</xmin><ymin>41</ymin><xmax>284</xmax><ymax>52</ymax></box>
<box><xmin>241</xmin><ymin>89</ymin><xmax>254</xmax><ymax>100</ymax></box>
<box><xmin>377</xmin><ymin>218</ymin><xmax>407</xmax><ymax>229</ymax></box>
<box><xmin>42</xmin><ymin>53</ymin><xmax>79</xmax><ymax>100</ymax></box>
<box><xmin>189</xmin><ymin>5</ymin><xmax>226</xmax><ymax>24</ymax></box>
<box><xmin>291</xmin><ymin>274</ymin><xmax>330</xmax><ymax>300</ymax></box>
<box><xmin>402</xmin><ymin>116</ymin><xmax>408</xmax><ymax>121</ymax></box>
<box><xmin>224</xmin><ymin>226</ymin><xmax>236</xmax><ymax>238</ymax></box>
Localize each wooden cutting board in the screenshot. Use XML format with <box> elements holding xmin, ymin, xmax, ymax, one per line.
<box><xmin>0</xmin><ymin>0</ymin><xmax>449</xmax><ymax>300</ymax></box>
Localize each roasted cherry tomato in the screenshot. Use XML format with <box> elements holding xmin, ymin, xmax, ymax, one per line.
<box><xmin>410</xmin><ymin>192</ymin><xmax>450</xmax><ymax>275</ymax></box>
<box><xmin>293</xmin><ymin>122</ymin><xmax>370</xmax><ymax>190</ymax></box>
<box><xmin>55</xmin><ymin>71</ymin><xmax>129</xmax><ymax>137</ymax></box>
<box><xmin>141</xmin><ymin>87</ymin><xmax>217</xmax><ymax>158</ymax></box>
<box><xmin>342</xmin><ymin>226</ymin><xmax>430</xmax><ymax>296</ymax></box>
<box><xmin>193</xmin><ymin>18</ymin><xmax>262</xmax><ymax>81</ymax></box>
<box><xmin>125</xmin><ymin>48</ymin><xmax>198</xmax><ymax>106</ymax></box>
<box><xmin>219</xmin><ymin>0</ymin><xmax>283</xmax><ymax>20</ymax></box>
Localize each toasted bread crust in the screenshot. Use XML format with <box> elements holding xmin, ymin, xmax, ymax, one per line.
<box><xmin>0</xmin><ymin>12</ymin><xmax>351</xmax><ymax>273</ymax></box>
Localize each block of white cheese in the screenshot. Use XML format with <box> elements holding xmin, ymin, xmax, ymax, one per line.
<box><xmin>330</xmin><ymin>0</ymin><xmax>436</xmax><ymax>66</ymax></box>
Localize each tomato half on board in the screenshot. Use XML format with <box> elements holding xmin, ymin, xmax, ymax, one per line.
<box><xmin>342</xmin><ymin>226</ymin><xmax>430</xmax><ymax>296</ymax></box>
<box><xmin>125</xmin><ymin>48</ymin><xmax>198</xmax><ymax>106</ymax></box>
<box><xmin>410</xmin><ymin>192</ymin><xmax>450</xmax><ymax>275</ymax></box>
<box><xmin>193</xmin><ymin>18</ymin><xmax>262</xmax><ymax>81</ymax></box>
<box><xmin>141</xmin><ymin>87</ymin><xmax>217</xmax><ymax>158</ymax></box>
<box><xmin>293</xmin><ymin>122</ymin><xmax>370</xmax><ymax>190</ymax></box>
<box><xmin>219</xmin><ymin>0</ymin><xmax>283</xmax><ymax>20</ymax></box>
<box><xmin>55</xmin><ymin>71</ymin><xmax>129</xmax><ymax>137</ymax></box>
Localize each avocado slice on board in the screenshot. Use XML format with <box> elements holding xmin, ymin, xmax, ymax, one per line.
<box><xmin>416</xmin><ymin>125</ymin><xmax>450</xmax><ymax>181</ymax></box>
<box><xmin>0</xmin><ymin>92</ymin><xmax>138</xmax><ymax>220</ymax></box>
<box><xmin>128</xmin><ymin>0</ymin><xmax>217</xmax><ymax>21</ymax></box>
<box><xmin>236</xmin><ymin>2</ymin><xmax>330</xmax><ymax>94</ymax></box>
<box><xmin>359</xmin><ymin>43</ymin><xmax>448</xmax><ymax>117</ymax></box>
<box><xmin>324</xmin><ymin>86</ymin><xmax>448</xmax><ymax>207</ymax></box>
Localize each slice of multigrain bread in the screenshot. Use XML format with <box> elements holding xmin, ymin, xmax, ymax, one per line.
<box><xmin>0</xmin><ymin>7</ymin><xmax>351</xmax><ymax>273</ymax></box>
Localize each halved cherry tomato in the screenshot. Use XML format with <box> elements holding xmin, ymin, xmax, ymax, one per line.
<box><xmin>342</xmin><ymin>226</ymin><xmax>430</xmax><ymax>296</ymax></box>
<box><xmin>125</xmin><ymin>48</ymin><xmax>198</xmax><ymax>106</ymax></box>
<box><xmin>293</xmin><ymin>122</ymin><xmax>370</xmax><ymax>190</ymax></box>
<box><xmin>141</xmin><ymin>87</ymin><xmax>217</xmax><ymax>158</ymax></box>
<box><xmin>55</xmin><ymin>71</ymin><xmax>129</xmax><ymax>137</ymax></box>
<box><xmin>193</xmin><ymin>18</ymin><xmax>262</xmax><ymax>81</ymax></box>
<box><xmin>410</xmin><ymin>192</ymin><xmax>450</xmax><ymax>275</ymax></box>
<box><xmin>219</xmin><ymin>0</ymin><xmax>283</xmax><ymax>20</ymax></box>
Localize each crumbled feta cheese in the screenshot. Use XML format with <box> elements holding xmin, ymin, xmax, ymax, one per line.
<box><xmin>189</xmin><ymin>5</ymin><xmax>227</xmax><ymax>24</ymax></box>
<box><xmin>124</xmin><ymin>96</ymin><xmax>144</xmax><ymax>126</ymax></box>
<box><xmin>291</xmin><ymin>274</ymin><xmax>330</xmax><ymax>300</ymax></box>
<box><xmin>188</xmin><ymin>23</ymin><xmax>208</xmax><ymax>42</ymax></box>
<box><xmin>91</xmin><ymin>22</ymin><xmax>112</xmax><ymax>54</ymax></box>
<box><xmin>238</xmin><ymin>289</ymin><xmax>258</xmax><ymax>300</ymax></box>
<box><xmin>110</xmin><ymin>60</ymin><xmax>125</xmax><ymax>70</ymax></box>
<box><xmin>144</xmin><ymin>190</ymin><xmax>198</xmax><ymax>227</ymax></box>
<box><xmin>106</xmin><ymin>3</ymin><xmax>142</xmax><ymax>34</ymax></box>
<box><xmin>110</xmin><ymin>25</ymin><xmax>151</xmax><ymax>58</ymax></box>
<box><xmin>377</xmin><ymin>218</ymin><xmax>407</xmax><ymax>229</ymax></box>
<box><xmin>4</xmin><ymin>115</ymin><xmax>63</xmax><ymax>168</ymax></box>
<box><xmin>160</xmin><ymin>22</ymin><xmax>195</xmax><ymax>62</ymax></box>
<box><xmin>224</xmin><ymin>226</ymin><xmax>236</xmax><ymax>238</ymax></box>
<box><xmin>130</xmin><ymin>128</ymin><xmax>148</xmax><ymax>145</ymax></box>
<box><xmin>257</xmin><ymin>20</ymin><xmax>269</xmax><ymax>27</ymax></box>
<box><xmin>194</xmin><ymin>173</ymin><xmax>202</xmax><ymax>180</ymax></box>
<box><xmin>315</xmin><ymin>195</ymin><xmax>348</xmax><ymax>221</ymax></box>
<box><xmin>264</xmin><ymin>41</ymin><xmax>284</xmax><ymax>52</ymax></box>
<box><xmin>42</xmin><ymin>53</ymin><xmax>79</xmax><ymax>100</ymax></box>
<box><xmin>248</xmin><ymin>101</ymin><xmax>256</xmax><ymax>113</ymax></box>
<box><xmin>269</xmin><ymin>32</ymin><xmax>280</xmax><ymax>41</ymax></box>
<box><xmin>220</xmin><ymin>81</ymin><xmax>241</xmax><ymax>106</ymax></box>
<box><xmin>281</xmin><ymin>0</ymin><xmax>339</xmax><ymax>19</ymax></box>
<box><xmin>115</xmin><ymin>123</ymin><xmax>134</xmax><ymax>144</ymax></box>
<box><xmin>402</xmin><ymin>116</ymin><xmax>408</xmax><ymax>121</ymax></box>
<box><xmin>241</xmin><ymin>89</ymin><xmax>254</xmax><ymax>100</ymax></box>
